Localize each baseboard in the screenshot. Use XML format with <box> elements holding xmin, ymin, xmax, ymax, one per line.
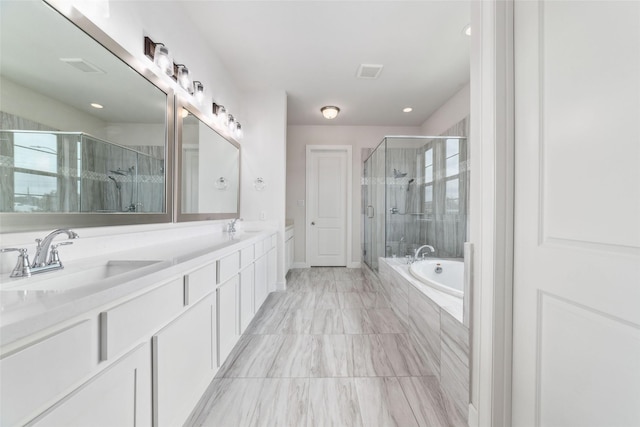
<box><xmin>348</xmin><ymin>261</ymin><xmax>361</xmax><ymax>268</ymax></box>
<box><xmin>292</xmin><ymin>262</ymin><xmax>309</xmax><ymax>269</ymax></box>
<box><xmin>275</xmin><ymin>280</ymin><xmax>286</xmax><ymax>291</ymax></box>
<box><xmin>468</xmin><ymin>403</ymin><xmax>478</xmax><ymax>427</ymax></box>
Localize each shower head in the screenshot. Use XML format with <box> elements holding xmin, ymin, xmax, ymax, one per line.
<box><xmin>408</xmin><ymin>178</ymin><xmax>415</xmax><ymax>184</ymax></box>
<box><xmin>393</xmin><ymin>169</ymin><xmax>407</xmax><ymax>178</ymax></box>
<box><xmin>109</xmin><ymin>169</ymin><xmax>126</xmax><ymax>176</ymax></box>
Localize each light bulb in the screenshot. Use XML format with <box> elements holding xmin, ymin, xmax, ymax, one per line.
<box><xmin>176</xmin><ymin>65</ymin><xmax>192</xmax><ymax>93</ymax></box>
<box><xmin>153</xmin><ymin>44</ymin><xmax>173</xmax><ymax>77</ymax></box>
<box><xmin>227</xmin><ymin>115</ymin><xmax>236</xmax><ymax>133</ymax></box>
<box><xmin>235</xmin><ymin>122</ymin><xmax>243</xmax><ymax>139</ymax></box>
<box><xmin>193</xmin><ymin>81</ymin><xmax>205</xmax><ymax>104</ymax></box>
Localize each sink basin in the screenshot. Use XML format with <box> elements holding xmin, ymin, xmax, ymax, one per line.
<box><xmin>2</xmin><ymin>260</ymin><xmax>163</xmax><ymax>292</ymax></box>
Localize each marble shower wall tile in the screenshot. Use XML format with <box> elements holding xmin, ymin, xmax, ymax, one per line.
<box><xmin>407</xmin><ymin>285</ymin><xmax>442</xmax><ymax>378</ymax></box>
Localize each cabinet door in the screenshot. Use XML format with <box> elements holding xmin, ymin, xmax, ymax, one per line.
<box><xmin>217</xmin><ymin>275</ymin><xmax>239</xmax><ymax>364</ymax></box>
<box><xmin>239</xmin><ymin>264</ymin><xmax>255</xmax><ymax>333</ymax></box>
<box><xmin>267</xmin><ymin>247</ymin><xmax>277</xmax><ymax>292</ymax></box>
<box><xmin>152</xmin><ymin>294</ymin><xmax>215</xmax><ymax>427</ymax></box>
<box><xmin>254</xmin><ymin>255</ymin><xmax>268</xmax><ymax>311</ymax></box>
<box><xmin>30</xmin><ymin>343</ymin><xmax>151</xmax><ymax>427</ymax></box>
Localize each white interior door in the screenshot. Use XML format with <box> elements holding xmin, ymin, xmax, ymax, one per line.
<box><xmin>307</xmin><ymin>146</ymin><xmax>348</xmax><ymax>266</ymax></box>
<box><xmin>512</xmin><ymin>2</ymin><xmax>640</xmax><ymax>426</ymax></box>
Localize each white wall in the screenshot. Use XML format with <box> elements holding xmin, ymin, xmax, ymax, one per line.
<box><xmin>242</xmin><ymin>90</ymin><xmax>288</xmax><ymax>285</ymax></box>
<box><xmin>286</xmin><ymin>125</ymin><xmax>422</xmax><ymax>267</ymax></box>
<box><xmin>420</xmin><ymin>82</ymin><xmax>470</xmax><ymax>136</ymax></box>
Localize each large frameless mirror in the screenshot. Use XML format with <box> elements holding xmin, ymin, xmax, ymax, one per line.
<box><xmin>0</xmin><ymin>0</ymin><xmax>174</xmax><ymax>232</ymax></box>
<box><xmin>176</xmin><ymin>99</ymin><xmax>240</xmax><ymax>222</ymax></box>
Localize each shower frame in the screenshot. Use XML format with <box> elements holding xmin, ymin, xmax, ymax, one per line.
<box><xmin>363</xmin><ymin>135</ymin><xmax>468</xmax><ymax>271</ymax></box>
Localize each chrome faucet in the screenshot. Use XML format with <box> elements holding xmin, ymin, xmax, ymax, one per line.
<box><xmin>228</xmin><ymin>218</ymin><xmax>243</xmax><ymax>234</ymax></box>
<box><xmin>32</xmin><ymin>229</ymin><xmax>79</xmax><ymax>268</ymax></box>
<box><xmin>1</xmin><ymin>229</ymin><xmax>79</xmax><ymax>278</ymax></box>
<box><xmin>414</xmin><ymin>244</ymin><xmax>435</xmax><ymax>261</ymax></box>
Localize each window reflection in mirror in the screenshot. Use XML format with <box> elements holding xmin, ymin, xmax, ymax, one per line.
<box><xmin>0</xmin><ymin>0</ymin><xmax>171</xmax><ymax>228</ymax></box>
<box><xmin>178</xmin><ymin>106</ymin><xmax>240</xmax><ymax>220</ymax></box>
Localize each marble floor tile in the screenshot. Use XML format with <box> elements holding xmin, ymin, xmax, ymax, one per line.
<box><xmin>315</xmin><ymin>292</ymin><xmax>341</xmax><ymax>309</ymax></box>
<box><xmin>310</xmin><ymin>335</ymin><xmax>353</xmax><ymax>377</ymax></box>
<box><xmin>286</xmin><ymin>276</ymin><xmax>313</xmax><ymax>292</ymax></box>
<box><xmin>283</xmin><ymin>291</ymin><xmax>316</xmax><ymax>311</ymax></box>
<box><xmin>193</xmin><ymin>378</ymin><xmax>264</xmax><ymax>427</ymax></box>
<box><xmin>349</xmin><ymin>334</ymin><xmax>396</xmax><ymax>377</ymax></box>
<box><xmin>273</xmin><ymin>308</ymin><xmax>314</xmax><ymax>334</ymax></box>
<box><xmin>398</xmin><ymin>376</ymin><xmax>453</xmax><ymax>427</ymax></box>
<box><xmin>223</xmin><ymin>335</ymin><xmax>285</xmax><ymax>378</ymax></box>
<box><xmin>367</xmin><ymin>307</ymin><xmax>407</xmax><ymax>333</ymax></box>
<box><xmin>310</xmin><ymin>309</ymin><xmax>344</xmax><ymax>334</ymax></box>
<box><xmin>310</xmin><ymin>277</ymin><xmax>337</xmax><ymax>293</ymax></box>
<box><xmin>268</xmin><ymin>335</ymin><xmax>314</xmax><ymax>378</ymax></box>
<box><xmin>342</xmin><ymin>308</ymin><xmax>377</xmax><ymax>334</ymax></box>
<box><xmin>307</xmin><ymin>378</ymin><xmax>363</xmax><ymax>427</ymax></box>
<box><xmin>251</xmin><ymin>378</ymin><xmax>309</xmax><ymax>427</ymax></box>
<box><xmin>355</xmin><ymin>377</ymin><xmax>419</xmax><ymax>427</ymax></box>
<box><xmin>359</xmin><ymin>291</ymin><xmax>390</xmax><ymax>308</ymax></box>
<box><xmin>244</xmin><ymin>303</ymin><xmax>288</xmax><ymax>335</ymax></box>
<box><xmin>338</xmin><ymin>292</ymin><xmax>365</xmax><ymax>308</ymax></box>
<box><xmin>379</xmin><ymin>333</ymin><xmax>431</xmax><ymax>377</ymax></box>
<box><xmin>335</xmin><ymin>279</ymin><xmax>358</xmax><ymax>292</ymax></box>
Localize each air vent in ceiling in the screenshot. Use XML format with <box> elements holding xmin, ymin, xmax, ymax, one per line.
<box><xmin>60</xmin><ymin>58</ymin><xmax>105</xmax><ymax>74</ymax></box>
<box><xmin>356</xmin><ymin>64</ymin><xmax>383</xmax><ymax>79</ymax></box>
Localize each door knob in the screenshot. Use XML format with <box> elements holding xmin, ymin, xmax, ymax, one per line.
<box><xmin>311</xmin><ymin>222</ymin><xmax>315</xmax><ymax>225</ymax></box>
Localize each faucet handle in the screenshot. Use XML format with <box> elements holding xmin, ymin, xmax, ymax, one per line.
<box><xmin>48</xmin><ymin>242</ymin><xmax>73</xmax><ymax>265</ymax></box>
<box><xmin>1</xmin><ymin>248</ymin><xmax>32</xmax><ymax>278</ymax></box>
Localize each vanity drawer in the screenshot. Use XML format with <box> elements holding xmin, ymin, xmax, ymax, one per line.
<box><xmin>240</xmin><ymin>245</ymin><xmax>255</xmax><ymax>269</ymax></box>
<box><xmin>217</xmin><ymin>252</ymin><xmax>240</xmax><ymax>284</ymax></box>
<box><xmin>185</xmin><ymin>263</ymin><xmax>216</xmax><ymax>305</ymax></box>
<box><xmin>100</xmin><ymin>279</ymin><xmax>183</xmax><ymax>361</ymax></box>
<box><xmin>0</xmin><ymin>321</ymin><xmax>93</xmax><ymax>427</ymax></box>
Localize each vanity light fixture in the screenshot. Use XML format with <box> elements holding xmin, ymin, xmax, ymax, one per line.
<box><xmin>144</xmin><ymin>37</ymin><xmax>174</xmax><ymax>77</ymax></box>
<box><xmin>235</xmin><ymin>122</ymin><xmax>243</xmax><ymax>139</ymax></box>
<box><xmin>321</xmin><ymin>106</ymin><xmax>340</xmax><ymax>120</ymax></box>
<box><xmin>213</xmin><ymin>103</ymin><xmax>229</xmax><ymax>127</ymax></box>
<box><xmin>227</xmin><ymin>114</ymin><xmax>237</xmax><ymax>134</ymax></box>
<box><xmin>176</xmin><ymin>65</ymin><xmax>193</xmax><ymax>94</ymax></box>
<box><xmin>193</xmin><ymin>81</ymin><xmax>205</xmax><ymax>103</ymax></box>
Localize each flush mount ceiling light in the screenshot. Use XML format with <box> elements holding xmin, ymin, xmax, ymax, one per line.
<box><xmin>462</xmin><ymin>24</ymin><xmax>471</xmax><ymax>36</ymax></box>
<box><xmin>403</xmin><ymin>107</ymin><xmax>413</xmax><ymax>113</ymax></box>
<box><xmin>321</xmin><ymin>106</ymin><xmax>340</xmax><ymax>120</ymax></box>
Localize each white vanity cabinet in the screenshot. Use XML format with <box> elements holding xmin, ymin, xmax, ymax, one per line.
<box><xmin>152</xmin><ymin>293</ymin><xmax>215</xmax><ymax>427</ymax></box>
<box><xmin>239</xmin><ymin>263</ymin><xmax>255</xmax><ymax>332</ymax></box>
<box><xmin>285</xmin><ymin>226</ymin><xmax>294</xmax><ymax>274</ymax></box>
<box><xmin>217</xmin><ymin>274</ymin><xmax>240</xmax><ymax>364</ymax></box>
<box><xmin>29</xmin><ymin>343</ymin><xmax>151</xmax><ymax>427</ymax></box>
<box><xmin>254</xmin><ymin>254</ymin><xmax>268</xmax><ymax>310</ymax></box>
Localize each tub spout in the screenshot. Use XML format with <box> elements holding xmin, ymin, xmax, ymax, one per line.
<box><xmin>414</xmin><ymin>244</ymin><xmax>435</xmax><ymax>261</ymax></box>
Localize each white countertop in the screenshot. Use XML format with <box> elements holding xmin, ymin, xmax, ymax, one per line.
<box><xmin>0</xmin><ymin>229</ymin><xmax>273</xmax><ymax>347</ymax></box>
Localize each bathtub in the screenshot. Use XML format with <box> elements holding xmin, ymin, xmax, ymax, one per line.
<box><xmin>409</xmin><ymin>259</ymin><xmax>464</xmax><ymax>298</ymax></box>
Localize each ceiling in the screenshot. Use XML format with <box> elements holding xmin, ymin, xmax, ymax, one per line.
<box><xmin>181</xmin><ymin>1</ymin><xmax>471</xmax><ymax>127</ymax></box>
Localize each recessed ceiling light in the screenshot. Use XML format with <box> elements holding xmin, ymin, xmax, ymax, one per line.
<box><xmin>403</xmin><ymin>107</ymin><xmax>413</xmax><ymax>113</ymax></box>
<box><xmin>90</xmin><ymin>103</ymin><xmax>103</xmax><ymax>109</ymax></box>
<box><xmin>462</xmin><ymin>24</ymin><xmax>471</xmax><ymax>36</ymax></box>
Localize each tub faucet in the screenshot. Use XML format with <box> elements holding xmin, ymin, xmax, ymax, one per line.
<box><xmin>414</xmin><ymin>244</ymin><xmax>435</xmax><ymax>261</ymax></box>
<box><xmin>32</xmin><ymin>229</ymin><xmax>79</xmax><ymax>268</ymax></box>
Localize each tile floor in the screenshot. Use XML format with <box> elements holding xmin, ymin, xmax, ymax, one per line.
<box><xmin>186</xmin><ymin>267</ymin><xmax>465</xmax><ymax>427</ymax></box>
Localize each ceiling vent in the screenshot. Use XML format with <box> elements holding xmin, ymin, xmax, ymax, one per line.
<box><xmin>356</xmin><ymin>64</ymin><xmax>383</xmax><ymax>79</ymax></box>
<box><xmin>59</xmin><ymin>58</ymin><xmax>105</xmax><ymax>74</ymax></box>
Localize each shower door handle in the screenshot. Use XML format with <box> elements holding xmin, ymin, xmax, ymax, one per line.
<box><xmin>367</xmin><ymin>205</ymin><xmax>374</xmax><ymax>218</ymax></box>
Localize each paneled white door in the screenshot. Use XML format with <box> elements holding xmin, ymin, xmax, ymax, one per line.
<box><xmin>512</xmin><ymin>2</ymin><xmax>640</xmax><ymax>426</ymax></box>
<box><xmin>306</xmin><ymin>146</ymin><xmax>349</xmax><ymax>266</ymax></box>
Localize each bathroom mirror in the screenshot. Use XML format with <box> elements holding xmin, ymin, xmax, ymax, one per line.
<box><xmin>0</xmin><ymin>0</ymin><xmax>174</xmax><ymax>232</ymax></box>
<box><xmin>176</xmin><ymin>99</ymin><xmax>240</xmax><ymax>221</ymax></box>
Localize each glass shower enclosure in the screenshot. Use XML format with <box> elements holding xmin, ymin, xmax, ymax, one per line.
<box><xmin>363</xmin><ymin>136</ymin><xmax>468</xmax><ymax>271</ymax></box>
